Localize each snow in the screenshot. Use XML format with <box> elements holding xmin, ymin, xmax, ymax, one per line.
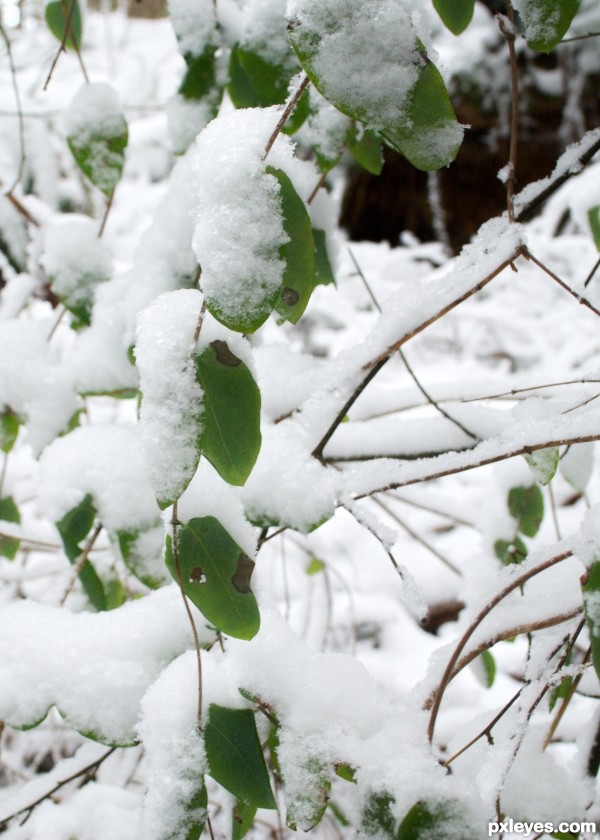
<box><xmin>41</xmin><ymin>215</ymin><xmax>112</xmax><ymax>309</ymax></box>
<box><xmin>191</xmin><ymin>107</ymin><xmax>289</xmax><ymax>328</ymax></box>
<box><xmin>38</xmin><ymin>424</ymin><xmax>159</xmax><ymax>533</ymax></box>
<box><xmin>135</xmin><ymin>289</ymin><xmax>205</xmax><ymax>507</ymax></box>
<box><xmin>287</xmin><ymin>0</ymin><xmax>423</xmax><ymax>129</ymax></box>
<box><xmin>168</xmin><ymin>0</ymin><xmax>217</xmax><ymax>59</ymax></box>
<box><xmin>64</xmin><ymin>83</ymin><xmax>127</xmax><ymax>150</ymax></box>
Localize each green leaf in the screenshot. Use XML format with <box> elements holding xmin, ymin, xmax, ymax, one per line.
<box><xmin>335</xmin><ymin>763</ymin><xmax>356</xmax><ymax>783</ymax></box>
<box><xmin>480</xmin><ymin>650</ymin><xmax>496</xmax><ymax>688</ymax></box>
<box><xmin>45</xmin><ymin>0</ymin><xmax>82</xmax><ymax>50</ymax></box>
<box><xmin>117</xmin><ymin>526</ymin><xmax>164</xmax><ymax>589</ymax></box>
<box><xmin>397</xmin><ymin>799</ymin><xmax>473</xmax><ymax>840</ymax></box>
<box><xmin>228</xmin><ymin>46</ymin><xmax>308</xmax><ymax>134</ymax></box>
<box><xmin>588</xmin><ymin>205</ymin><xmax>600</xmax><ymax>251</ymax></box>
<box><xmin>313</xmin><ymin>229</ymin><xmax>335</xmax><ymax>286</ymax></box>
<box><xmin>582</xmin><ymin>561</ymin><xmax>600</xmax><ymax>681</ymax></box>
<box><xmin>508</xmin><ymin>485</ymin><xmax>544</xmax><ymax>537</ymax></box>
<box><xmin>0</xmin><ymin>497</ymin><xmax>21</xmax><ymax>560</ymax></box>
<box><xmin>204</xmin><ymin>704</ymin><xmax>276</xmax><ymax>809</ymax></box>
<box><xmin>0</xmin><ymin>495</ymin><xmax>20</xmax><ymax>525</ymax></box>
<box><xmin>179</xmin><ymin>47</ymin><xmax>217</xmax><ymax>100</ymax></box>
<box><xmin>56</xmin><ymin>495</ymin><xmax>107</xmax><ymax>611</ymax></box>
<box><xmin>104</xmin><ymin>579</ymin><xmax>127</xmax><ymax>610</ymax></box>
<box><xmin>347</xmin><ymin>127</ymin><xmax>384</xmax><ymax>175</ymax></box>
<box><xmin>0</xmin><ymin>410</ymin><xmax>20</xmax><ymax>453</ymax></box>
<box><xmin>549</xmin><ymin>674</ymin><xmax>573</xmax><ymax>712</ymax></box>
<box><xmin>195</xmin><ymin>341</ymin><xmax>261</xmax><ymax>486</ymax></box>
<box><xmin>494</xmin><ymin>536</ymin><xmax>528</xmax><ymax>565</ymax></box>
<box><xmin>525</xmin><ymin>447</ymin><xmax>559</xmax><ymax>485</ymax></box>
<box><xmin>166</xmin><ymin>517</ymin><xmax>260</xmax><ymax>640</ymax></box>
<box><xmin>432</xmin><ymin>0</ymin><xmax>475</xmax><ymax>35</ymax></box>
<box><xmin>306</xmin><ymin>556</ymin><xmax>325</xmax><ymax>575</ymax></box>
<box><xmin>266</xmin><ymin>167</ymin><xmax>316</xmax><ymax>324</ymax></box>
<box><xmin>518</xmin><ymin>0</ymin><xmax>581</xmax><ymax>52</ymax></box>
<box><xmin>361</xmin><ymin>792</ymin><xmax>396</xmax><ymax>839</ymax></box>
<box><xmin>286</xmin><ymin>760</ymin><xmax>331</xmax><ymax>831</ymax></box>
<box><xmin>289</xmin><ymin>16</ymin><xmax>462</xmax><ymax>171</ymax></box>
<box><xmin>178</xmin><ymin>782</ymin><xmax>208</xmax><ymax>840</ymax></box>
<box><xmin>66</xmin><ymin>86</ymin><xmax>128</xmax><ymax>196</ymax></box>
<box><xmin>380</xmin><ymin>61</ymin><xmax>463</xmax><ymax>171</ymax></box>
<box><xmin>232</xmin><ymin>800</ymin><xmax>257</xmax><ymax>840</ymax></box>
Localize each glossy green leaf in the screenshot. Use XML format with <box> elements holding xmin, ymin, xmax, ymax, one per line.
<box><xmin>519</xmin><ymin>0</ymin><xmax>580</xmax><ymax>52</ymax></box>
<box><xmin>348</xmin><ymin>127</ymin><xmax>384</xmax><ymax>175</ymax></box>
<box><xmin>266</xmin><ymin>167</ymin><xmax>316</xmax><ymax>324</ymax></box>
<box><xmin>588</xmin><ymin>206</ymin><xmax>600</xmax><ymax>252</ymax></box>
<box><xmin>381</xmin><ymin>61</ymin><xmax>463</xmax><ymax>171</ymax></box>
<box><xmin>397</xmin><ymin>799</ymin><xmax>473</xmax><ymax>840</ymax></box>
<box><xmin>0</xmin><ymin>495</ymin><xmax>20</xmax><ymax>559</ymax></box>
<box><xmin>195</xmin><ymin>341</ymin><xmax>261</xmax><ymax>486</ymax></box>
<box><xmin>104</xmin><ymin>579</ymin><xmax>127</xmax><ymax>611</ymax></box>
<box><xmin>361</xmin><ymin>792</ymin><xmax>396</xmax><ymax>839</ymax></box>
<box><xmin>166</xmin><ymin>516</ymin><xmax>260</xmax><ymax>640</ymax></box>
<box><xmin>45</xmin><ymin>0</ymin><xmax>82</xmax><ymax>50</ymax></box>
<box><xmin>179</xmin><ymin>47</ymin><xmax>216</xmax><ymax>100</ymax></box>
<box><xmin>228</xmin><ymin>46</ymin><xmax>308</xmax><ymax>134</ymax></box>
<box><xmin>582</xmin><ymin>561</ymin><xmax>600</xmax><ymax>681</ymax></box>
<box><xmin>508</xmin><ymin>485</ymin><xmax>544</xmax><ymax>537</ymax></box>
<box><xmin>432</xmin><ymin>0</ymin><xmax>475</xmax><ymax>35</ymax></box>
<box><xmin>494</xmin><ymin>536</ymin><xmax>528</xmax><ymax>565</ymax></box>
<box><xmin>525</xmin><ymin>447</ymin><xmax>559</xmax><ymax>485</ymax></box>
<box><xmin>56</xmin><ymin>495</ymin><xmax>107</xmax><ymax>611</ymax></box>
<box><xmin>289</xmin><ymin>17</ymin><xmax>461</xmax><ymax>171</ymax></box>
<box><xmin>313</xmin><ymin>229</ymin><xmax>335</xmax><ymax>286</ymax></box>
<box><xmin>204</xmin><ymin>704</ymin><xmax>276</xmax><ymax>809</ymax></box>
<box><xmin>232</xmin><ymin>800</ymin><xmax>257</xmax><ymax>840</ymax></box>
<box><xmin>0</xmin><ymin>410</ymin><xmax>20</xmax><ymax>453</ymax></box>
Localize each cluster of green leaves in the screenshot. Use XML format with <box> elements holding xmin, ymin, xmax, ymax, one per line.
<box><xmin>494</xmin><ymin>483</ymin><xmax>544</xmax><ymax>566</ymax></box>
<box><xmin>361</xmin><ymin>792</ymin><xmax>474</xmax><ymax>839</ymax></box>
<box><xmin>432</xmin><ymin>0</ymin><xmax>581</xmax><ymax>52</ymax></box>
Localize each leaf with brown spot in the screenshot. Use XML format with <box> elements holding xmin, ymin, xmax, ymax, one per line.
<box><xmin>166</xmin><ymin>516</ymin><xmax>260</xmax><ymax>640</ymax></box>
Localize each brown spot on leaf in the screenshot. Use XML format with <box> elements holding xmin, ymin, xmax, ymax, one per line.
<box><xmin>232</xmin><ymin>553</ymin><xmax>255</xmax><ymax>594</ymax></box>
<box><xmin>189</xmin><ymin>567</ymin><xmax>206</xmax><ymax>584</ymax></box>
<box><xmin>210</xmin><ymin>340</ymin><xmax>241</xmax><ymax>367</ymax></box>
<box><xmin>281</xmin><ymin>287</ymin><xmax>299</xmax><ymax>306</ymax></box>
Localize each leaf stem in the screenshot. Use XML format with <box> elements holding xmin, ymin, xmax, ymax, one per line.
<box><xmin>171</xmin><ymin>501</ymin><xmax>204</xmax><ymax>726</ymax></box>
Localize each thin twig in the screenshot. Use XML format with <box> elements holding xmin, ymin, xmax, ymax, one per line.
<box><xmin>171</xmin><ymin>501</ymin><xmax>203</xmax><ymax>725</ymax></box>
<box><xmin>543</xmin><ymin>645</ymin><xmax>591</xmax><ymax>749</ymax></box>
<box><xmin>497</xmin><ymin>6</ymin><xmax>519</xmax><ymax>222</ymax></box>
<box><xmin>97</xmin><ymin>187</ymin><xmax>115</xmax><ymax>238</ymax></box>
<box><xmin>44</xmin><ymin>0</ymin><xmax>89</xmax><ymax>91</ymax></box>
<box><xmin>583</xmin><ymin>255</ymin><xmax>600</xmax><ymax>288</ymax></box>
<box><xmin>312</xmin><ymin>249</ymin><xmax>520</xmax><ymax>461</ymax></box>
<box><xmin>262</xmin><ymin>74</ymin><xmax>310</xmax><ymax>160</ymax></box>
<box><xmin>427</xmin><ymin>549</ymin><xmax>573</xmax><ymax>742</ymax></box>
<box><xmin>59</xmin><ymin>522</ymin><xmax>103</xmax><ymax>605</ymax></box>
<box><xmin>47</xmin><ymin>306</ymin><xmax>67</xmax><ymax>342</ymax></box>
<box><xmin>463</xmin><ymin>377</ymin><xmax>600</xmax><ymax>403</ymax></box>
<box><xmin>194</xmin><ymin>298</ymin><xmax>207</xmax><ymax>344</ymax></box>
<box><xmin>0</xmin><ymin>22</ymin><xmax>26</xmax><ymax>193</ymax></box>
<box><xmin>562</xmin><ymin>31</ymin><xmax>600</xmax><ymax>43</ymax></box>
<box><xmin>5</xmin><ymin>191</ymin><xmax>39</xmax><ymax>227</ymax></box>
<box><xmin>307</xmin><ymin>170</ymin><xmax>327</xmax><ymax>205</ymax></box>
<box><xmin>348</xmin><ymin>246</ymin><xmax>479</xmax><ymax>440</ymax></box>
<box><xmin>443</xmin><ymin>686</ymin><xmax>524</xmax><ymax>766</ymax></box>
<box><xmin>358</xmin><ymin>432</ymin><xmax>600</xmax><ymax>497</ymax></box>
<box><xmin>548</xmin><ymin>482</ymin><xmax>562</xmax><ymax>541</ymax></box>
<box><xmin>372</xmin><ymin>495</ymin><xmax>462</xmax><ymax>577</ymax></box>
<box><xmin>522</xmin><ymin>247</ymin><xmax>600</xmax><ymax>318</ymax></box>
<box><xmin>0</xmin><ymin>747</ymin><xmax>117</xmax><ymax>827</ymax></box>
